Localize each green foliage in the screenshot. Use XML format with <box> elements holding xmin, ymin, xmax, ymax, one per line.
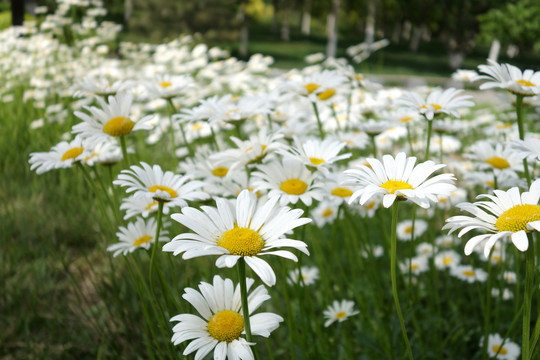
<box><xmin>478</xmin><ymin>0</ymin><xmax>540</xmax><ymax>50</ymax></box>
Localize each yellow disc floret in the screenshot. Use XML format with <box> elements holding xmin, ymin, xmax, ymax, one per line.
<box><xmin>304</xmin><ymin>83</ymin><xmax>320</xmax><ymax>94</ymax></box>
<box><xmin>516</xmin><ymin>79</ymin><xmax>534</xmax><ymax>87</ymax></box>
<box><xmin>159</xmin><ymin>81</ymin><xmax>173</xmax><ymax>88</ymax></box>
<box><xmin>336</xmin><ymin>311</ymin><xmax>346</xmax><ymax>319</ymax></box>
<box><xmin>148</xmin><ymin>185</ymin><xmax>178</xmax><ymax>199</ymax></box>
<box><xmin>309</xmin><ymin>157</ymin><xmax>325</xmax><ymax>166</ymax></box>
<box><xmin>495</xmin><ymin>204</ymin><xmax>540</xmax><ymax>232</ymax></box>
<box><xmin>103</xmin><ymin>116</ymin><xmax>135</xmax><ymax>136</ymax></box>
<box><xmin>217</xmin><ymin>226</ymin><xmax>264</xmax><ymax>256</ymax></box>
<box><xmin>212</xmin><ymin>166</ymin><xmax>229</xmax><ymax>177</ymax></box>
<box><xmin>380</xmin><ymin>180</ymin><xmax>413</xmax><ymax>195</ymax></box>
<box><xmin>317</xmin><ymin>88</ymin><xmax>336</xmax><ymax>101</ymax></box>
<box><xmin>134</xmin><ymin>235</ymin><xmax>152</xmax><ymax>246</ymax></box>
<box><xmin>485</xmin><ymin>156</ymin><xmax>510</xmax><ymax>169</ymax></box>
<box><xmin>207</xmin><ymin>310</ymin><xmax>244</xmax><ymax>343</ymax></box>
<box><xmin>61</xmin><ymin>147</ymin><xmax>84</xmax><ymax>161</ymax></box>
<box><xmin>331</xmin><ymin>187</ymin><xmax>353</xmax><ymax>198</ymax></box>
<box><xmin>492</xmin><ymin>345</ymin><xmax>507</xmax><ymax>355</ymax></box>
<box><xmin>280</xmin><ymin>178</ymin><xmax>308</xmax><ymax>195</ymax></box>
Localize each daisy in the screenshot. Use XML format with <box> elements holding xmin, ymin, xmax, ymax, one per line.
<box><xmin>72</xmin><ymin>92</ymin><xmax>154</xmax><ymax>146</ymax></box>
<box><xmin>465</xmin><ymin>140</ymin><xmax>523</xmax><ymax>174</ymax></box>
<box><xmin>476</xmin><ymin>60</ymin><xmax>540</xmax><ymax>97</ymax></box>
<box><xmin>396</xmin><ymin>88</ymin><xmax>474</xmax><ymax>120</ymax></box>
<box><xmin>444</xmin><ymin>179</ymin><xmax>540</xmax><ymax>257</ymax></box>
<box><xmin>120</xmin><ymin>195</ymin><xmax>164</xmax><ymax>220</ymax></box>
<box><xmin>323</xmin><ymin>300</ymin><xmax>359</xmax><ymax>327</ymax></box>
<box><xmin>287</xmin><ymin>266</ymin><xmax>319</xmax><ymax>286</ymax></box>
<box><xmin>482</xmin><ymin>333</ymin><xmax>520</xmax><ymax>360</ymax></box>
<box><xmin>399</xmin><ymin>255</ymin><xmax>429</xmax><ymax>275</ymax></box>
<box><xmin>162</xmin><ymin>190</ymin><xmax>311</xmax><ymax>286</ymax></box>
<box><xmin>343</xmin><ymin>152</ymin><xmax>456</xmax><ymax>209</ymax></box>
<box><xmin>29</xmin><ymin>136</ymin><xmax>90</xmax><ymax>174</ymax></box>
<box><xmin>396</xmin><ymin>219</ymin><xmax>428</xmax><ymax>241</ymax></box>
<box><xmin>107</xmin><ymin>217</ymin><xmax>169</xmax><ymax>257</ymax></box>
<box><xmin>279</xmin><ymin>137</ymin><xmax>351</xmax><ymax>173</ymax></box>
<box><xmin>170</xmin><ymin>275</ymin><xmax>283</xmax><ymax>360</ymax></box>
<box><xmin>510</xmin><ymin>136</ymin><xmax>540</xmax><ymax>163</ymax></box>
<box><xmin>144</xmin><ymin>74</ymin><xmax>195</xmax><ymax>99</ymax></box>
<box><xmin>290</xmin><ymin>70</ymin><xmax>347</xmax><ymax>103</ymax></box>
<box><xmin>114</xmin><ymin>162</ymin><xmax>208</xmax><ymax>206</ymax></box>
<box><xmin>311</xmin><ymin>200</ymin><xmax>339</xmax><ymax>227</ymax></box>
<box><xmin>434</xmin><ymin>250</ymin><xmax>461</xmax><ymax>270</ymax></box>
<box><xmin>252</xmin><ymin>158</ymin><xmax>324</xmax><ymax>207</ymax></box>
<box><xmin>320</xmin><ymin>172</ymin><xmax>355</xmax><ymax>205</ymax></box>
<box><xmin>450</xmin><ymin>265</ymin><xmax>488</xmax><ymax>283</ymax></box>
<box><xmin>73</xmin><ymin>76</ymin><xmax>132</xmax><ymax>97</ymax></box>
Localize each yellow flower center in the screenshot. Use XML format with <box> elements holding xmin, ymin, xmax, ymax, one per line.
<box><xmin>421</xmin><ymin>104</ymin><xmax>442</xmax><ymax>111</ymax></box>
<box><xmin>103</xmin><ymin>116</ymin><xmax>135</xmax><ymax>137</ymax></box>
<box><xmin>399</xmin><ymin>116</ymin><xmax>413</xmax><ymax>123</ymax></box>
<box><xmin>317</xmin><ymin>88</ymin><xmax>336</xmax><ymax>101</ymax></box>
<box><xmin>404</xmin><ymin>226</ymin><xmax>413</xmax><ymax>234</ymax></box>
<box><xmin>148</xmin><ymin>185</ymin><xmax>178</xmax><ymax>199</ymax></box>
<box><xmin>411</xmin><ymin>264</ymin><xmax>419</xmax><ymax>270</ymax></box>
<box><xmin>495</xmin><ymin>204</ymin><xmax>540</xmax><ymax>232</ymax></box>
<box><xmin>191</xmin><ymin>123</ymin><xmax>204</xmax><ymax>131</ymax></box>
<box><xmin>516</xmin><ymin>79</ymin><xmax>534</xmax><ymax>87</ymax></box>
<box><xmin>496</xmin><ymin>123</ymin><xmax>512</xmax><ymax>130</ymax></box>
<box><xmin>463</xmin><ymin>270</ymin><xmax>475</xmax><ymax>277</ymax></box>
<box><xmin>354</xmin><ymin>73</ymin><xmax>364</xmax><ymax>82</ymax></box>
<box><xmin>380</xmin><ymin>180</ymin><xmax>413</xmax><ymax>195</ymax></box>
<box><xmin>304</xmin><ymin>83</ymin><xmax>320</xmax><ymax>94</ymax></box>
<box><xmin>485</xmin><ymin>181</ymin><xmax>495</xmax><ymax>188</ymax></box>
<box><xmin>322</xmin><ymin>208</ymin><xmax>333</xmax><ymax>217</ymax></box>
<box><xmin>492</xmin><ymin>345</ymin><xmax>507</xmax><ymax>355</ymax></box>
<box><xmin>207</xmin><ymin>310</ymin><xmax>244</xmax><ymax>343</ymax></box>
<box><xmin>133</xmin><ymin>235</ymin><xmax>152</xmax><ymax>246</ymax></box>
<box><xmin>309</xmin><ymin>157</ymin><xmax>325</xmax><ymax>165</ymax></box>
<box><xmin>212</xmin><ymin>166</ymin><xmax>229</xmax><ymax>177</ymax></box>
<box><xmin>146</xmin><ymin>201</ymin><xmax>158</xmax><ymax>210</ymax></box>
<box><xmin>61</xmin><ymin>147</ymin><xmax>84</xmax><ymax>161</ymax></box>
<box><xmin>280</xmin><ymin>178</ymin><xmax>308</xmax><ymax>195</ymax></box>
<box><xmin>365</xmin><ymin>201</ymin><xmax>376</xmax><ymax>210</ymax></box>
<box><xmin>336</xmin><ymin>311</ymin><xmax>346</xmax><ymax>319</ymax></box>
<box><xmin>443</xmin><ymin>257</ymin><xmax>452</xmax><ymax>265</ymax></box>
<box><xmin>485</xmin><ymin>156</ymin><xmax>510</xmax><ymax>169</ymax></box>
<box><xmin>331</xmin><ymin>187</ymin><xmax>353</xmax><ymax>198</ymax></box>
<box><xmin>159</xmin><ymin>81</ymin><xmax>173</xmax><ymax>88</ymax></box>
<box><xmin>217</xmin><ymin>226</ymin><xmax>265</xmax><ymax>256</ymax></box>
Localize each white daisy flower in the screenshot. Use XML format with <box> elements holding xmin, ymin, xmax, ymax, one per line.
<box><xmin>434</xmin><ymin>250</ymin><xmax>461</xmax><ymax>270</ymax></box>
<box><xmin>476</xmin><ymin>59</ymin><xmax>540</xmax><ymax>97</ymax></box>
<box><xmin>465</xmin><ymin>140</ymin><xmax>523</xmax><ymax>174</ymax></box>
<box><xmin>289</xmin><ymin>70</ymin><xmax>347</xmax><ymax>103</ymax></box>
<box><xmin>170</xmin><ymin>275</ymin><xmax>283</xmax><ymax>360</ymax></box>
<box><xmin>114</xmin><ymin>162</ymin><xmax>208</xmax><ymax>207</ymax></box>
<box><xmin>252</xmin><ymin>158</ymin><xmax>324</xmax><ymax>207</ymax></box>
<box><xmin>120</xmin><ymin>195</ymin><xmax>165</xmax><ymax>220</ymax></box>
<box><xmin>481</xmin><ymin>333</ymin><xmax>520</xmax><ymax>360</ymax></box>
<box><xmin>444</xmin><ymin>179</ymin><xmax>540</xmax><ymax>257</ymax></box>
<box><xmin>399</xmin><ymin>255</ymin><xmax>429</xmax><ymax>275</ymax></box>
<box><xmin>287</xmin><ymin>266</ymin><xmax>319</xmax><ymax>286</ymax></box>
<box><xmin>491</xmin><ymin>288</ymin><xmax>514</xmax><ymax>301</ymax></box>
<box><xmin>311</xmin><ymin>200</ymin><xmax>339</xmax><ymax>227</ymax></box>
<box><xmin>450</xmin><ymin>265</ymin><xmax>488</xmax><ymax>283</ymax></box>
<box><xmin>73</xmin><ymin>92</ymin><xmax>154</xmax><ymax>146</ymax></box>
<box><xmin>343</xmin><ymin>152</ymin><xmax>456</xmax><ymax>209</ymax></box>
<box><xmin>510</xmin><ymin>136</ymin><xmax>540</xmax><ymax>162</ymax></box>
<box><xmin>163</xmin><ymin>190</ymin><xmax>311</xmax><ymax>286</ymax></box>
<box><xmin>396</xmin><ymin>88</ymin><xmax>474</xmax><ymax>120</ymax></box>
<box><xmin>323</xmin><ymin>300</ymin><xmax>359</xmax><ymax>327</ymax></box>
<box><xmin>73</xmin><ymin>76</ymin><xmax>132</xmax><ymax>97</ymax></box>
<box><xmin>396</xmin><ymin>219</ymin><xmax>428</xmax><ymax>241</ymax></box>
<box><xmin>84</xmin><ymin>139</ymin><xmax>123</xmax><ymax>166</ymax></box>
<box><xmin>416</xmin><ymin>242</ymin><xmax>434</xmax><ymax>256</ymax></box>
<box><xmin>29</xmin><ymin>136</ymin><xmax>90</xmax><ymax>175</ymax></box>
<box><xmin>107</xmin><ymin>217</ymin><xmax>169</xmax><ymax>257</ymax></box>
<box><xmin>144</xmin><ymin>74</ymin><xmax>196</xmax><ymax>99</ymax></box>
<box><xmin>279</xmin><ymin>137</ymin><xmax>351</xmax><ymax>174</ymax></box>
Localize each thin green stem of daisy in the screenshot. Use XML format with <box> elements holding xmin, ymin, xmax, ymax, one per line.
<box><xmin>165</xmin><ymin>98</ymin><xmax>177</xmax><ymax>151</ymax></box>
<box><xmin>210</xmin><ymin>124</ymin><xmax>221</xmax><ymax>150</ymax></box>
<box><xmin>515</xmin><ymin>95</ymin><xmax>532</xmax><ymax>186</ymax></box>
<box><xmin>331</xmin><ymin>105</ymin><xmax>341</xmax><ymax>131</ymax></box>
<box><xmin>523</xmin><ymin>233</ymin><xmax>535</xmax><ymax>360</ymax></box>
<box><xmin>482</xmin><ymin>252</ymin><xmax>493</xmax><ymax>360</ymax></box>
<box><xmin>406</xmin><ymin>124</ymin><xmax>414</xmax><ymax>155</ymax></box>
<box><xmin>407</xmin><ymin>205</ymin><xmax>417</xmax><ymax>302</ymax></box>
<box><xmin>238</xmin><ymin>257</ymin><xmax>253</xmax><ymax>342</ymax></box>
<box><xmin>267</xmin><ymin>114</ymin><xmax>273</xmax><ymax>131</ymax></box>
<box><xmin>149</xmin><ymin>200</ymin><xmax>164</xmax><ymax>285</ymax></box>
<box><xmin>390</xmin><ymin>202</ymin><xmax>414</xmax><ymax>360</ymax></box>
<box><xmin>529</xmin><ymin>313</ymin><xmax>540</xmax><ymax>357</ymax></box>
<box><xmin>167</xmin><ymin>98</ymin><xmax>193</xmax><ymax>158</ymax></box>
<box><xmin>311</xmin><ymin>101</ymin><xmax>325</xmax><ymax>139</ymax></box>
<box><xmin>119</xmin><ymin>135</ymin><xmax>129</xmax><ymax>169</ymax></box>
<box><xmin>438</xmin><ymin>132</ymin><xmax>443</xmax><ymax>164</ymax></box>
<box><xmin>370</xmin><ymin>135</ymin><xmax>378</xmax><ymax>158</ymax></box>
<box><xmin>423</xmin><ymin>120</ymin><xmax>433</xmax><ymax>162</ymax></box>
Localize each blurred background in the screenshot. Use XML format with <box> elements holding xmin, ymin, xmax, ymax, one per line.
<box><xmin>4</xmin><ymin>0</ymin><xmax>540</xmax><ymax>77</ymax></box>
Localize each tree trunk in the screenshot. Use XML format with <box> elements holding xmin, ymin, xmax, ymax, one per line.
<box><xmin>364</xmin><ymin>0</ymin><xmax>376</xmax><ymax>44</ymax></box>
<box><xmin>281</xmin><ymin>3</ymin><xmax>290</xmax><ymax>41</ymax></box>
<box><xmin>326</xmin><ymin>0</ymin><xmax>340</xmax><ymax>58</ymax></box>
<box><xmin>271</xmin><ymin>0</ymin><xmax>279</xmax><ymax>33</ymax></box>
<box><xmin>409</xmin><ymin>25</ymin><xmax>423</xmax><ymax>52</ymax></box>
<box><xmin>391</xmin><ymin>22</ymin><xmax>401</xmax><ymax>43</ymax></box>
<box><xmin>488</xmin><ymin>39</ymin><xmax>500</xmax><ymax>63</ymax></box>
<box><xmin>11</xmin><ymin>0</ymin><xmax>24</xmax><ymax>26</ymax></box>
<box><xmin>239</xmin><ymin>1</ymin><xmax>249</xmax><ymax>58</ymax></box>
<box><xmin>124</xmin><ymin>0</ymin><xmax>133</xmax><ymax>28</ymax></box>
<box><xmin>301</xmin><ymin>0</ymin><xmax>312</xmax><ymax>35</ymax></box>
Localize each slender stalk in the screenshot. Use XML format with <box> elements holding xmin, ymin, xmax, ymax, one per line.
<box><xmin>331</xmin><ymin>104</ymin><xmax>341</xmax><ymax>130</ymax></box>
<box><xmin>311</xmin><ymin>101</ymin><xmax>325</xmax><ymax>139</ymax></box>
<box><xmin>210</xmin><ymin>124</ymin><xmax>220</xmax><ymax>150</ymax></box>
<box><xmin>438</xmin><ymin>132</ymin><xmax>443</xmax><ymax>164</ymax></box>
<box><xmin>119</xmin><ymin>135</ymin><xmax>129</xmax><ymax>169</ymax></box>
<box><xmin>482</xmin><ymin>252</ymin><xmax>493</xmax><ymax>360</ymax></box>
<box><xmin>370</xmin><ymin>135</ymin><xmax>377</xmax><ymax>158</ymax></box>
<box><xmin>167</xmin><ymin>98</ymin><xmax>193</xmax><ymax>157</ymax></box>
<box><xmin>149</xmin><ymin>201</ymin><xmax>164</xmax><ymax>284</ymax></box>
<box><xmin>515</xmin><ymin>95</ymin><xmax>531</xmax><ymax>186</ymax></box>
<box><xmin>165</xmin><ymin>97</ymin><xmax>177</xmax><ymax>151</ymax></box>
<box><xmin>523</xmin><ymin>233</ymin><xmax>535</xmax><ymax>360</ymax></box>
<box><xmin>406</xmin><ymin>124</ymin><xmax>414</xmax><ymax>155</ymax></box>
<box><xmin>423</xmin><ymin>120</ymin><xmax>433</xmax><ymax>162</ymax></box>
<box><xmin>390</xmin><ymin>202</ymin><xmax>414</xmax><ymax>360</ymax></box>
<box><xmin>238</xmin><ymin>258</ymin><xmax>253</xmax><ymax>342</ymax></box>
<box><xmin>267</xmin><ymin>114</ymin><xmax>273</xmax><ymax>131</ymax></box>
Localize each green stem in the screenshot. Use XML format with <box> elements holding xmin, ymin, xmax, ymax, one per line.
<box><xmin>406</xmin><ymin>124</ymin><xmax>414</xmax><ymax>155</ymax></box>
<box><xmin>390</xmin><ymin>202</ymin><xmax>414</xmax><ymax>360</ymax></box>
<box><xmin>210</xmin><ymin>124</ymin><xmax>220</xmax><ymax>150</ymax></box>
<box><xmin>119</xmin><ymin>135</ymin><xmax>129</xmax><ymax>169</ymax></box>
<box><xmin>482</xmin><ymin>252</ymin><xmax>493</xmax><ymax>360</ymax></box>
<box><xmin>238</xmin><ymin>258</ymin><xmax>253</xmax><ymax>342</ymax></box>
<box><xmin>438</xmin><ymin>132</ymin><xmax>443</xmax><ymax>164</ymax></box>
<box><xmin>311</xmin><ymin>101</ymin><xmax>325</xmax><ymax>139</ymax></box>
<box><xmin>370</xmin><ymin>135</ymin><xmax>377</xmax><ymax>158</ymax></box>
<box><xmin>424</xmin><ymin>120</ymin><xmax>433</xmax><ymax>162</ymax></box>
<box><xmin>331</xmin><ymin>105</ymin><xmax>341</xmax><ymax>131</ymax></box>
<box><xmin>515</xmin><ymin>95</ymin><xmax>532</xmax><ymax>186</ymax></box>
<box><xmin>149</xmin><ymin>201</ymin><xmax>164</xmax><ymax>284</ymax></box>
<box><xmin>167</xmin><ymin>98</ymin><xmax>193</xmax><ymax>157</ymax></box>
<box><xmin>523</xmin><ymin>233</ymin><xmax>535</xmax><ymax>360</ymax></box>
<box><xmin>165</xmin><ymin>98</ymin><xmax>177</xmax><ymax>151</ymax></box>
<box><xmin>267</xmin><ymin>114</ymin><xmax>273</xmax><ymax>131</ymax></box>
